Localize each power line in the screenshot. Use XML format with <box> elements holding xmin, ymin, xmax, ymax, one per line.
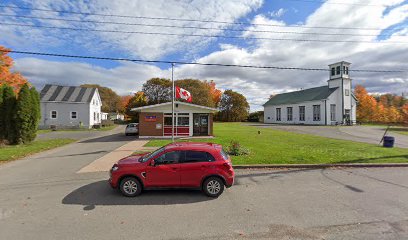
<box><xmin>1</xmin><ymin>49</ymin><xmax>406</xmax><ymax>73</ymax></box>
<box><xmin>0</xmin><ymin>4</ymin><xmax>388</xmax><ymax>30</ymax></box>
<box><xmin>285</xmin><ymin>0</ymin><xmax>391</xmax><ymax>7</ymax></box>
<box><xmin>1</xmin><ymin>13</ymin><xmax>400</xmax><ymax>37</ymax></box>
<box><xmin>3</xmin><ymin>22</ymin><xmax>407</xmax><ymax>44</ymax></box>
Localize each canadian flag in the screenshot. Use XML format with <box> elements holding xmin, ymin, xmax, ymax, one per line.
<box><xmin>175</xmin><ymin>86</ymin><xmax>192</xmax><ymax>102</ymax></box>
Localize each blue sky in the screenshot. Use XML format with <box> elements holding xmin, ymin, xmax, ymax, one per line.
<box><xmin>1</xmin><ymin>0</ymin><xmax>407</xmax><ymax>110</ymax></box>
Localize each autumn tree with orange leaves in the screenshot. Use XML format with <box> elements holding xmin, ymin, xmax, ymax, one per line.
<box><xmin>0</xmin><ymin>46</ymin><xmax>28</xmax><ymax>92</ymax></box>
<box><xmin>205</xmin><ymin>80</ymin><xmax>222</xmax><ymax>107</ymax></box>
<box><xmin>402</xmin><ymin>104</ymin><xmax>408</xmax><ymax>124</ymax></box>
<box><xmin>354</xmin><ymin>85</ymin><xmax>406</xmax><ymax>124</ymax></box>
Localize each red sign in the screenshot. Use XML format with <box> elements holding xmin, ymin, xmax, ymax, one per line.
<box><xmin>145</xmin><ymin>115</ymin><xmax>157</xmax><ymax>122</ymax></box>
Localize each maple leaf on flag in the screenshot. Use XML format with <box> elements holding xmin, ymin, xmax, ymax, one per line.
<box><xmin>175</xmin><ymin>86</ymin><xmax>192</xmax><ymax>102</ymax></box>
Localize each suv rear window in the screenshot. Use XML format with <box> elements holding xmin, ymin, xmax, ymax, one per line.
<box><xmin>184</xmin><ymin>151</ymin><xmax>207</xmax><ymax>163</ymax></box>
<box><xmin>220</xmin><ymin>149</ymin><xmax>229</xmax><ymax>160</ymax></box>
<box><xmin>182</xmin><ymin>151</ymin><xmax>215</xmax><ymax>163</ymax></box>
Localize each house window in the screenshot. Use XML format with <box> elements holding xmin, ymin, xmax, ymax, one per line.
<box><xmin>71</xmin><ymin>111</ymin><xmax>77</xmax><ymax>119</ymax></box>
<box><xmin>94</xmin><ymin>112</ymin><xmax>96</xmax><ymax>121</ymax></box>
<box><xmin>164</xmin><ymin>113</ymin><xmax>189</xmax><ymax>126</ymax></box>
<box><xmin>51</xmin><ymin>110</ymin><xmax>57</xmax><ymax>119</ymax></box>
<box><xmin>345</xmin><ymin>89</ymin><xmax>350</xmax><ymax>96</ymax></box>
<box><xmin>336</xmin><ymin>66</ymin><xmax>340</xmax><ymax>75</ymax></box>
<box><xmin>299</xmin><ymin>106</ymin><xmax>305</xmax><ymax>121</ymax></box>
<box><xmin>276</xmin><ymin>108</ymin><xmax>281</xmax><ymax>121</ymax></box>
<box><xmin>287</xmin><ymin>107</ymin><xmax>293</xmax><ymax>121</ymax></box>
<box><xmin>313</xmin><ymin>105</ymin><xmax>321</xmax><ymax>121</ymax></box>
<box><xmin>177</xmin><ymin>114</ymin><xmax>189</xmax><ymax>126</ymax></box>
<box><xmin>330</xmin><ymin>104</ymin><xmax>336</xmax><ymax>121</ymax></box>
<box><xmin>164</xmin><ymin>116</ymin><xmax>173</xmax><ymax>126</ymax></box>
<box><xmin>331</xmin><ymin>67</ymin><xmax>335</xmax><ymax>76</ymax></box>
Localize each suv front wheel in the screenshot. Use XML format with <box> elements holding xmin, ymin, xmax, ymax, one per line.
<box><xmin>120</xmin><ymin>177</ymin><xmax>142</xmax><ymax>197</ymax></box>
<box><xmin>203</xmin><ymin>177</ymin><xmax>224</xmax><ymax>197</ymax></box>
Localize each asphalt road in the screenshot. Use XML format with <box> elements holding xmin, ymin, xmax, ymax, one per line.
<box><xmin>1</xmin><ymin>132</ymin><xmax>408</xmax><ymax>239</ymax></box>
<box><xmin>251</xmin><ymin>124</ymin><xmax>408</xmax><ymax>148</ymax></box>
<box><xmin>37</xmin><ymin>125</ymin><xmax>129</xmax><ymax>140</ymax></box>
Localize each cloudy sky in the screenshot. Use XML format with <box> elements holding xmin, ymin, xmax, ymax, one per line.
<box><xmin>1</xmin><ymin>0</ymin><xmax>408</xmax><ymax>111</ymax></box>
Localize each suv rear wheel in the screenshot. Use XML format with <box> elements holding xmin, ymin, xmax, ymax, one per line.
<box><xmin>203</xmin><ymin>177</ymin><xmax>224</xmax><ymax>197</ymax></box>
<box><xmin>120</xmin><ymin>177</ymin><xmax>142</xmax><ymax>197</ymax></box>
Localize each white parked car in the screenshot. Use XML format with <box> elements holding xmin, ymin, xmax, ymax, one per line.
<box><xmin>125</xmin><ymin>123</ymin><xmax>139</xmax><ymax>136</ymax></box>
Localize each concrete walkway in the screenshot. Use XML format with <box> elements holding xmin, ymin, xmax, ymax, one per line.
<box><xmin>77</xmin><ymin>140</ymin><xmax>150</xmax><ymax>173</ymax></box>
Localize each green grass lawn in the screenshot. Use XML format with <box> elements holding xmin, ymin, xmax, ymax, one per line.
<box><xmin>145</xmin><ymin>123</ymin><xmax>408</xmax><ymax>165</ymax></box>
<box><xmin>0</xmin><ymin>139</ymin><xmax>75</xmax><ymax>162</ymax></box>
<box><xmin>391</xmin><ymin>127</ymin><xmax>408</xmax><ymax>136</ymax></box>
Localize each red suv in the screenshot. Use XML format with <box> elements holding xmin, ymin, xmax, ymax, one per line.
<box><xmin>109</xmin><ymin>142</ymin><xmax>234</xmax><ymax>197</ymax></box>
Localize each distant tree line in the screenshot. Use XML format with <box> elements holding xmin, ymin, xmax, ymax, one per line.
<box><xmin>81</xmin><ymin>78</ymin><xmax>250</xmax><ymax>122</ymax></box>
<box><xmin>120</xmin><ymin>78</ymin><xmax>250</xmax><ymax>122</ymax></box>
<box><xmin>0</xmin><ymin>83</ymin><xmax>40</xmax><ymax>145</ymax></box>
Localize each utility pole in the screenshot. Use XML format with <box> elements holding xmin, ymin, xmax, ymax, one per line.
<box><xmin>171</xmin><ymin>63</ymin><xmax>175</xmax><ymax>142</ymax></box>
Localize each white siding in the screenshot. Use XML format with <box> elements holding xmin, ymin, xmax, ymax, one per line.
<box><xmin>89</xmin><ymin>90</ymin><xmax>102</xmax><ymax>126</ymax></box>
<box><xmin>40</xmin><ymin>102</ymin><xmax>91</xmax><ymax>128</ymax></box>
<box><xmin>264</xmin><ymin>100</ymin><xmax>327</xmax><ymax>125</ymax></box>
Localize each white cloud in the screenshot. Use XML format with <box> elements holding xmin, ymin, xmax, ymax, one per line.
<box><xmin>269</xmin><ymin>8</ymin><xmax>287</xmax><ymax>18</ymax></box>
<box><xmin>1</xmin><ymin>0</ymin><xmax>263</xmax><ymax>59</ymax></box>
<box><xmin>14</xmin><ymin>58</ymin><xmax>169</xmax><ymax>95</ymax></box>
<box><xmin>5</xmin><ymin>0</ymin><xmax>408</xmax><ymax>112</ymax></box>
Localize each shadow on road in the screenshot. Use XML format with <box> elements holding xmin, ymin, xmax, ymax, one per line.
<box><xmin>79</xmin><ymin>133</ymin><xmax>138</xmax><ymax>143</ymax></box>
<box><xmin>62</xmin><ymin>180</ymin><xmax>214</xmax><ymax>209</ymax></box>
<box><xmin>320</xmin><ymin>169</ymin><xmax>364</xmax><ymax>193</ymax></box>
<box><xmin>335</xmin><ymin>155</ymin><xmax>408</xmax><ymax>164</ymax></box>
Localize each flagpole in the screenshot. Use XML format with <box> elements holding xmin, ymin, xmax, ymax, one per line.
<box><xmin>171</xmin><ymin>63</ymin><xmax>175</xmax><ymax>143</ymax></box>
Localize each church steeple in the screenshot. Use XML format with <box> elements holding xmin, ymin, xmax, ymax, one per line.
<box><xmin>328</xmin><ymin>61</ymin><xmax>351</xmax><ymax>89</ymax></box>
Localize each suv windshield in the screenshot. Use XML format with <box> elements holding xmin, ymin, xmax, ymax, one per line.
<box><xmin>139</xmin><ymin>147</ymin><xmax>165</xmax><ymax>162</ymax></box>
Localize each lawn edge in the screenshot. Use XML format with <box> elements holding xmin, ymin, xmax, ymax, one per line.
<box><xmin>0</xmin><ymin>139</ymin><xmax>76</xmax><ymax>164</ymax></box>
<box><xmin>233</xmin><ymin>163</ymin><xmax>408</xmax><ymax>169</ymax></box>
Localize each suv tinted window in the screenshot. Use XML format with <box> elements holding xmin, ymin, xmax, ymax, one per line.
<box><xmin>184</xmin><ymin>151</ymin><xmax>210</xmax><ymax>163</ymax></box>
<box><xmin>155</xmin><ymin>151</ymin><xmax>182</xmax><ymax>165</ymax></box>
<box><xmin>207</xmin><ymin>152</ymin><xmax>216</xmax><ymax>162</ymax></box>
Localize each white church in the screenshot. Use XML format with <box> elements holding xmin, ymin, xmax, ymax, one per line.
<box><xmin>263</xmin><ymin>61</ymin><xmax>357</xmax><ymax>125</ymax></box>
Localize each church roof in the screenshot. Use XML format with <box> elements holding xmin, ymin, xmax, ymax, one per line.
<box><xmin>264</xmin><ymin>86</ymin><xmax>338</xmax><ymax>106</ymax></box>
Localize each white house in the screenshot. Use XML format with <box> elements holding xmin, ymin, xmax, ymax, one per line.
<box><xmin>39</xmin><ymin>84</ymin><xmax>102</xmax><ymax>129</ymax></box>
<box><xmin>264</xmin><ymin>61</ymin><xmax>358</xmax><ymax>125</ymax></box>
<box><xmin>101</xmin><ymin>112</ymin><xmax>109</xmax><ymax>121</ymax></box>
<box><xmin>109</xmin><ymin>112</ymin><xmax>125</xmax><ymax>121</ymax></box>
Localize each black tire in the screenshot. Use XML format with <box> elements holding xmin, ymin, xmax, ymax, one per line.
<box><xmin>202</xmin><ymin>177</ymin><xmax>224</xmax><ymax>198</ymax></box>
<box><xmin>119</xmin><ymin>177</ymin><xmax>142</xmax><ymax>197</ymax></box>
<box><xmin>125</xmin><ymin>133</ymin><xmax>129</xmax><ymax>136</ymax></box>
